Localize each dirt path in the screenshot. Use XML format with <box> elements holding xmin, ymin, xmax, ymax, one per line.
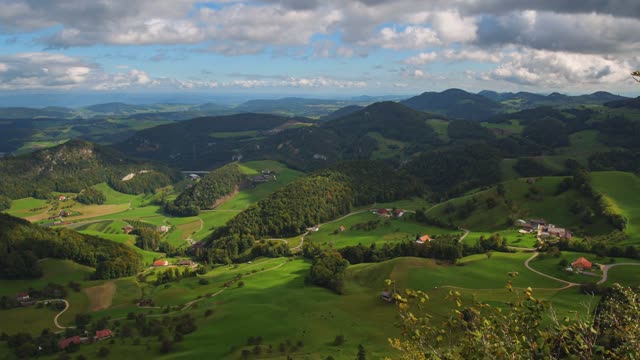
<box><xmin>524</xmin><ymin>252</ymin><xmax>579</xmax><ymax>287</ymax></box>
<box><xmin>34</xmin><ymin>299</ymin><xmax>72</xmax><ymax>330</ymax></box>
<box><xmin>597</xmin><ymin>263</ymin><xmax>640</xmax><ymax>285</ymax></box>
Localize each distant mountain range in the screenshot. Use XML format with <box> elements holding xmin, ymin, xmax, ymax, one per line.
<box><xmin>478</xmin><ymin>90</ymin><xmax>628</xmax><ymax>109</ymax></box>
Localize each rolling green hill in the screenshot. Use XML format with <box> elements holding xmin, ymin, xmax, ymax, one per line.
<box><xmin>592</xmin><ymin>171</ymin><xmax>640</xmax><ymax>244</ymax></box>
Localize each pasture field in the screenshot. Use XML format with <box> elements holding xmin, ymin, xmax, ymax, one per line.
<box><xmin>305</xmin><ymin>211</ymin><xmax>459</xmax><ymax>248</ymax></box>
<box><xmin>0</xmin><ymin>259</ymin><xmax>94</xmax><ymax>297</ymax></box>
<box><xmin>528</xmin><ymin>251</ymin><xmax>640</xmax><ymax>284</ymax></box>
<box><xmin>6</xmin><ymin>197</ymin><xmax>49</xmax><ymax>219</ymax></box>
<box><xmin>91</xmin><ymin>182</ymin><xmax>139</xmax><ymax>205</ymax></box>
<box><xmin>426</xmin><ymin>118</ymin><xmax>449</xmax><ymax>142</ymax></box>
<box><xmin>591</xmin><ymin>171</ymin><xmax>640</xmax><ymax>245</ymax></box>
<box><xmin>367</xmin><ymin>132</ymin><xmax>406</xmax><ymax>159</ymax></box>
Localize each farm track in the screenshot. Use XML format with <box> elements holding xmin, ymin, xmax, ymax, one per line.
<box><xmin>524</xmin><ymin>252</ymin><xmax>579</xmax><ymax>287</ymax></box>
<box><xmin>597</xmin><ymin>263</ymin><xmax>640</xmax><ymax>285</ymax></box>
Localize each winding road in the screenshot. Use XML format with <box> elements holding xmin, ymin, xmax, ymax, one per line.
<box><xmin>597</xmin><ymin>263</ymin><xmax>640</xmax><ymax>285</ymax></box>
<box><xmin>523</xmin><ymin>252</ymin><xmax>580</xmax><ymax>287</ymax></box>
<box><xmin>34</xmin><ymin>299</ymin><xmax>72</xmax><ymax>330</ymax></box>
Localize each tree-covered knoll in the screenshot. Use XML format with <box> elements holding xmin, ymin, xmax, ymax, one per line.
<box><xmin>75</xmin><ymin>187</ymin><xmax>106</xmax><ymax>205</ymax></box>
<box><xmin>172</xmin><ymin>163</ymin><xmax>245</xmax><ymax>210</ymax></box>
<box><xmin>0</xmin><ymin>213</ymin><xmax>142</xmax><ymax>280</ymax></box>
<box><xmin>0</xmin><ymin>139</ymin><xmax>179</xmax><ymax>199</ymax></box>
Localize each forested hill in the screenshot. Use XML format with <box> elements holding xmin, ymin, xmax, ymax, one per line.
<box><xmin>202</xmin><ymin>161</ymin><xmax>422</xmax><ymax>259</ymax></box>
<box><xmin>0</xmin><ymin>213</ymin><xmax>142</xmax><ymax>279</ymax></box>
<box><xmin>323</xmin><ymin>101</ymin><xmax>440</xmax><ymax>143</ymax></box>
<box><xmin>168</xmin><ymin>163</ymin><xmax>245</xmax><ymax>215</ymax></box>
<box><xmin>401</xmin><ymin>88</ymin><xmax>502</xmax><ymax>121</ymax></box>
<box><xmin>0</xmin><ymin>139</ymin><xmax>179</xmax><ymax>199</ymax></box>
<box><xmin>115</xmin><ymin>113</ymin><xmax>296</xmax><ymax>169</ymax></box>
<box><xmin>249</xmin><ymin>101</ymin><xmax>442</xmax><ymax>170</ymax></box>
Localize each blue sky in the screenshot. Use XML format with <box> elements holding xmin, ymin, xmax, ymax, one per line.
<box><xmin>0</xmin><ymin>0</ymin><xmax>639</xmax><ymax>98</ymax></box>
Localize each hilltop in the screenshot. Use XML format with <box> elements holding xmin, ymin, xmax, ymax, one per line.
<box><xmin>402</xmin><ymin>88</ymin><xmax>502</xmax><ymax>121</ymax></box>
<box><xmin>0</xmin><ymin>139</ymin><xmax>179</xmax><ymax>199</ymax></box>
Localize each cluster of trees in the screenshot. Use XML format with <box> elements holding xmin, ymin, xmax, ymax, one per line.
<box><xmin>304</xmin><ymin>247</ymin><xmax>349</xmax><ymax>294</ymax></box>
<box><xmin>75</xmin><ymin>187</ymin><xmax>106</xmax><ymax>205</ymax></box>
<box><xmin>171</xmin><ymin>163</ymin><xmax>244</xmax><ymax>212</ymax></box>
<box><xmin>108</xmin><ymin>171</ymin><xmax>174</xmax><ymax>195</ymax></box>
<box><xmin>0</xmin><ymin>195</ymin><xmax>10</xmax><ymax>211</ymax></box>
<box><xmin>203</xmin><ymin>161</ymin><xmax>422</xmax><ymax>261</ymax></box>
<box><xmin>153</xmin><ymin>267</ymin><xmax>203</xmax><ymax>285</ymax></box>
<box><xmin>590</xmin><ymin>150</ymin><xmax>640</xmax><ymax>173</ymax></box>
<box><xmin>522</xmin><ymin>116</ymin><xmax>570</xmax><ymax>148</ymax></box>
<box><xmin>0</xmin><ymin>213</ymin><xmax>142</xmax><ymax>280</ymax></box>
<box><xmin>337</xmin><ymin>236</ymin><xmax>464</xmax><ymax>265</ymax></box>
<box><xmin>391</xmin><ymin>283</ymin><xmax>640</xmax><ymax>359</ymax></box>
<box><xmin>247</xmin><ymin>241</ymin><xmax>291</xmax><ymax>260</ymax></box>
<box><xmin>133</xmin><ymin>227</ymin><xmax>162</xmax><ymax>251</ymax></box>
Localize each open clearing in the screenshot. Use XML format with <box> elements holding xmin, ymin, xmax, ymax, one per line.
<box><xmin>84</xmin><ymin>281</ymin><xmax>116</xmax><ymax>311</ymax></box>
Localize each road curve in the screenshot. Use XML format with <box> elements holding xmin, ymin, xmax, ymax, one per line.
<box><xmin>524</xmin><ymin>252</ymin><xmax>579</xmax><ymax>287</ymax></box>
<box><xmin>34</xmin><ymin>299</ymin><xmax>72</xmax><ymax>330</ymax></box>
<box><xmin>597</xmin><ymin>263</ymin><xmax>640</xmax><ymax>285</ymax></box>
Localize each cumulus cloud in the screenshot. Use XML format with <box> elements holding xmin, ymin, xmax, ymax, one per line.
<box><xmin>0</xmin><ymin>53</ymin><xmax>95</xmax><ymax>90</ymax></box>
<box><xmin>485</xmin><ymin>49</ymin><xmax>635</xmax><ymax>87</ymax></box>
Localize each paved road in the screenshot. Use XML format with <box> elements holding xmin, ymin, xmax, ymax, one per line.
<box><xmin>524</xmin><ymin>252</ymin><xmax>579</xmax><ymax>287</ymax></box>
<box><xmin>597</xmin><ymin>263</ymin><xmax>640</xmax><ymax>285</ymax></box>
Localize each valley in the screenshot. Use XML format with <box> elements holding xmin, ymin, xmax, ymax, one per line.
<box><xmin>0</xmin><ymin>88</ymin><xmax>639</xmax><ymax>360</ymax></box>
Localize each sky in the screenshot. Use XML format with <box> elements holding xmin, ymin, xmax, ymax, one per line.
<box><xmin>0</xmin><ymin>0</ymin><xmax>639</xmax><ymax>99</ymax></box>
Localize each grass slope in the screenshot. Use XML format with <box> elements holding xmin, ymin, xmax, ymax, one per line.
<box><xmin>591</xmin><ymin>171</ymin><xmax>640</xmax><ymax>244</ymax></box>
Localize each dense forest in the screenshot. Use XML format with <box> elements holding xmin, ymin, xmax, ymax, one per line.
<box><xmin>0</xmin><ymin>213</ymin><xmax>142</xmax><ymax>279</ymax></box>
<box><xmin>0</xmin><ymin>139</ymin><xmax>179</xmax><ymax>199</ymax></box>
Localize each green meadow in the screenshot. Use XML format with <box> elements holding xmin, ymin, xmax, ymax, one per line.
<box><xmin>305</xmin><ymin>211</ymin><xmax>459</xmax><ymax>248</ymax></box>
<box><xmin>592</xmin><ymin>171</ymin><xmax>640</xmax><ymax>245</ymax></box>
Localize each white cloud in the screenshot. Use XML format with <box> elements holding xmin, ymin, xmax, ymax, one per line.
<box><xmin>486</xmin><ymin>49</ymin><xmax>635</xmax><ymax>87</ymax></box>
<box><xmin>404</xmin><ymin>49</ymin><xmax>503</xmax><ymax>65</ymax></box>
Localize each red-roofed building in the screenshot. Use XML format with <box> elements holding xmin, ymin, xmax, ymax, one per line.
<box><xmin>416</xmin><ymin>235</ymin><xmax>432</xmax><ymax>244</ymax></box>
<box><xmin>572</xmin><ymin>257</ymin><xmax>592</xmax><ymax>270</ymax></box>
<box><xmin>376</xmin><ymin>208</ymin><xmax>390</xmax><ymax>217</ymax></box>
<box><xmin>122</xmin><ymin>225</ymin><xmax>134</xmax><ymax>234</ymax></box>
<box><xmin>95</xmin><ymin>329</ymin><xmax>113</xmax><ymax>341</ymax></box>
<box><xmin>153</xmin><ymin>259</ymin><xmax>169</xmax><ymax>267</ymax></box>
<box><xmin>58</xmin><ymin>336</ymin><xmax>81</xmax><ymax>350</ymax></box>
<box><xmin>58</xmin><ymin>195</ymin><xmax>66</xmax><ymax>201</ymax></box>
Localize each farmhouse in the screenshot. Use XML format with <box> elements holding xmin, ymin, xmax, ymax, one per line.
<box><xmin>307</xmin><ymin>225</ymin><xmax>320</xmax><ymax>232</ymax></box>
<box><xmin>188</xmin><ymin>174</ymin><xmax>200</xmax><ymax>181</ymax></box>
<box><xmin>376</xmin><ymin>208</ymin><xmax>390</xmax><ymax>217</ymax></box>
<box><xmin>157</xmin><ymin>225</ymin><xmax>170</xmax><ymax>233</ymax></box>
<box><xmin>153</xmin><ymin>259</ymin><xmax>169</xmax><ymax>267</ymax></box>
<box><xmin>394</xmin><ymin>209</ymin><xmax>405</xmax><ymax>217</ymax></box>
<box><xmin>58</xmin><ymin>195</ymin><xmax>66</xmax><ymax>201</ymax></box>
<box><xmin>122</xmin><ymin>225</ymin><xmax>134</xmax><ymax>234</ymax></box>
<box><xmin>572</xmin><ymin>257</ymin><xmax>593</xmax><ymax>270</ymax></box>
<box><xmin>16</xmin><ymin>291</ymin><xmax>30</xmax><ymax>302</ymax></box>
<box><xmin>178</xmin><ymin>259</ymin><xmax>196</xmax><ymax>267</ymax></box>
<box><xmin>416</xmin><ymin>234</ymin><xmax>432</xmax><ymax>244</ymax></box>
<box><xmin>545</xmin><ymin>226</ymin><xmax>572</xmax><ymax>239</ymax></box>
<box><xmin>95</xmin><ymin>329</ymin><xmax>113</xmax><ymax>341</ymax></box>
<box><xmin>58</xmin><ymin>336</ymin><xmax>81</xmax><ymax>350</ymax></box>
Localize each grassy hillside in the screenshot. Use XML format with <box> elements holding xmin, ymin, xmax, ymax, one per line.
<box><xmin>426</xmin><ymin>176</ymin><xmax>614</xmax><ymax>234</ymax></box>
<box><xmin>592</xmin><ymin>171</ymin><xmax>640</xmax><ymax>244</ymax></box>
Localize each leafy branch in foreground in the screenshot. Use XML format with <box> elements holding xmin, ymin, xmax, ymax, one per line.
<box><xmin>632</xmin><ymin>70</ymin><xmax>640</xmax><ymax>83</ymax></box>
<box><xmin>389</xmin><ymin>280</ymin><xmax>640</xmax><ymax>359</ymax></box>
